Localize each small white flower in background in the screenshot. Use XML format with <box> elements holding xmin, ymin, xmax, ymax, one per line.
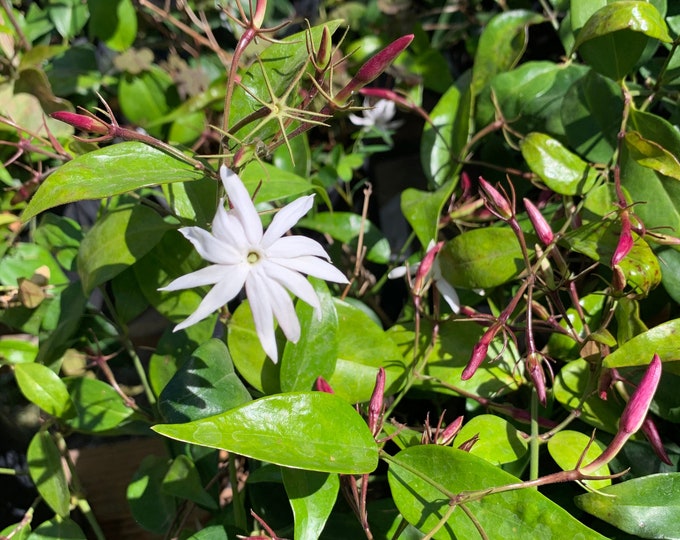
<box><xmin>160</xmin><ymin>165</ymin><xmax>348</xmax><ymax>362</ymax></box>
<box><xmin>349</xmin><ymin>98</ymin><xmax>404</xmax><ymax>131</ymax></box>
<box><xmin>388</xmin><ymin>241</ymin><xmax>460</xmax><ymax>314</ymax></box>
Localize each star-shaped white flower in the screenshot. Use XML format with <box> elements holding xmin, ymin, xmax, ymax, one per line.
<box><xmin>388</xmin><ymin>241</ymin><xmax>460</xmax><ymax>314</ymax></box>
<box><xmin>348</xmin><ymin>98</ymin><xmax>404</xmax><ymax>131</ymax></box>
<box><xmin>160</xmin><ymin>165</ymin><xmax>348</xmax><ymax>362</ymax></box>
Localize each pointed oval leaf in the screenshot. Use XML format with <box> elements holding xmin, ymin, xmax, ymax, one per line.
<box><xmin>27</xmin><ymin>431</ymin><xmax>70</xmax><ymax>517</ymax></box>
<box><xmin>64</xmin><ymin>377</ymin><xmax>136</xmax><ymax>433</ymax></box>
<box><xmin>127</xmin><ymin>455</ymin><xmax>177</xmax><ymax>534</ymax></box>
<box><xmin>521</xmin><ymin>132</ymin><xmax>599</xmax><ymax>195</ymax></box>
<box><xmin>158</xmin><ymin>338</ymin><xmax>251</xmax><ymax>423</ymax></box>
<box><xmin>576</xmin><ymin>473</ymin><xmax>680</xmax><ymax>539</ymax></box>
<box><xmin>604</xmin><ymin>319</ymin><xmax>680</xmax><ymax>374</ymax></box>
<box><xmin>388</xmin><ymin>445</ymin><xmax>607</xmax><ymax>539</ymax></box>
<box><xmin>401</xmin><ymin>180</ymin><xmax>455</xmax><ymax>247</ymax></box>
<box><xmin>455</xmin><ymin>414</ymin><xmax>528</xmax><ymax>466</ymax></box>
<box><xmin>282</xmin><ymin>468</ymin><xmax>340</xmax><ymax>540</ymax></box>
<box><xmin>22</xmin><ymin>142</ymin><xmax>206</xmax><ymax>221</ymax></box>
<box><xmin>162</xmin><ymin>455</ymin><xmax>217</xmax><ymax>509</ymax></box>
<box><xmin>28</xmin><ymin>517</ymin><xmax>86</xmax><ymax>540</ymax></box>
<box><xmin>14</xmin><ymin>362</ymin><xmax>75</xmax><ymax>419</ymax></box>
<box><xmin>153</xmin><ymin>392</ymin><xmax>378</xmax><ymax>474</ymax></box>
<box><xmin>438</xmin><ymin>227</ymin><xmax>524</xmax><ymax>289</ymax></box>
<box><xmin>548</xmin><ymin>431</ymin><xmax>610</xmax><ymax>490</ymax></box>
<box><xmin>78</xmin><ymin>205</ymin><xmax>172</xmax><ymax>294</ymax></box>
<box><xmin>625</xmin><ymin>130</ymin><xmax>680</xmax><ymax>180</ymax></box>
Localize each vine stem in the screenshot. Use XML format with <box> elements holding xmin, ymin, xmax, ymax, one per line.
<box><xmin>529</xmin><ymin>388</ymin><xmax>540</xmax><ymax>483</ymax></box>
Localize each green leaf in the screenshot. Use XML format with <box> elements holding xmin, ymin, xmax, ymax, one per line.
<box><xmin>0</xmin><ymin>339</ymin><xmax>39</xmax><ymax>364</ymax></box>
<box><xmin>127</xmin><ymin>456</ymin><xmax>176</xmax><ymax>534</ymax></box>
<box><xmin>185</xmin><ymin>525</ymin><xmax>228</xmax><ymax>540</ymax></box>
<box><xmin>48</xmin><ymin>0</ymin><xmax>89</xmax><ymax>39</ymax></box>
<box><xmin>158</xmin><ymin>339</ymin><xmax>251</xmax><ymax>423</ymax></box>
<box><xmin>240</xmin><ymin>161</ymin><xmax>314</xmax><ymax>202</ymax></box>
<box><xmin>162</xmin><ymin>455</ymin><xmax>217</xmax><ymax>509</ymax></box>
<box><xmin>576</xmin><ymin>473</ymin><xmax>680</xmax><ymax>539</ymax></box>
<box><xmin>388</xmin><ymin>445</ymin><xmax>607</xmax><ymax>539</ymax></box>
<box><xmin>14</xmin><ymin>363</ymin><xmax>75</xmax><ymax>419</ymax></box>
<box><xmin>298</xmin><ymin>212</ymin><xmax>390</xmax><ymax>264</ymax></box>
<box><xmin>77</xmin><ymin>204</ymin><xmax>172</xmax><ymax>294</ymax></box>
<box><xmin>659</xmin><ymin>248</ymin><xmax>680</xmax><ymax>304</ymax></box>
<box><xmin>438</xmin><ymin>227</ymin><xmax>524</xmax><ymax>289</ymax></box>
<box><xmin>63</xmin><ymin>377</ymin><xmax>136</xmax><ymax>433</ymax></box>
<box><xmin>471</xmin><ymin>10</ymin><xmax>546</xmax><ymax>95</ymax></box>
<box><xmin>153</xmin><ymin>392</ymin><xmax>379</xmax><ymax>474</ymax></box>
<box><xmin>455</xmin><ymin>414</ymin><xmax>528</xmax><ymax>467</ymax></box>
<box><xmin>281</xmin><ymin>279</ymin><xmax>338</xmax><ymax>392</ymax></box>
<box><xmin>27</xmin><ymin>431</ymin><xmax>70</xmax><ymax>518</ymax></box>
<box><xmin>420</xmin><ymin>86</ymin><xmax>467</xmax><ymax>187</ymax></box>
<box><xmin>33</xmin><ymin>215</ymin><xmax>82</xmax><ymax>272</ymax></box>
<box><xmin>624</xmin><ymin>130</ymin><xmax>680</xmax><ymax>180</ymax></box>
<box><xmin>547</xmin><ymin>431</ymin><xmax>610</xmax><ymax>490</ymax></box>
<box><xmin>401</xmin><ymin>180</ymin><xmax>455</xmax><ymax>247</ymax></box>
<box><xmin>23</xmin><ymin>142</ymin><xmax>206</xmax><ymax>221</ymax></box>
<box><xmin>604</xmin><ymin>318</ymin><xmax>680</xmax><ymax>375</ymax></box>
<box><xmin>521</xmin><ymin>132</ymin><xmax>599</xmax><ymax>195</ymax></box>
<box><xmin>282</xmin><ymin>468</ymin><xmax>339</xmax><ymax>540</ymax></box>
<box><xmin>1</xmin><ymin>522</ymin><xmax>30</xmax><ymax>540</ymax></box>
<box><xmin>162</xmin><ymin>175</ymin><xmax>218</xmax><ymax>225</ymax></box>
<box><xmin>88</xmin><ymin>0</ymin><xmax>137</xmax><ymax>51</ymax></box>
<box><xmin>118</xmin><ymin>67</ymin><xmax>178</xmax><ymax>133</ymax></box>
<box><xmin>27</xmin><ymin>517</ymin><xmax>86</xmax><ymax>540</ymax></box>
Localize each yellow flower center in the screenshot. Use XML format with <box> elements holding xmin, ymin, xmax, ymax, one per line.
<box><xmin>247</xmin><ymin>251</ymin><xmax>260</xmax><ymax>264</ymax></box>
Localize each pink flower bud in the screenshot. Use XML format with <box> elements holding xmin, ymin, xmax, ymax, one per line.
<box><xmin>461</xmin><ymin>325</ymin><xmax>498</xmax><ymax>380</ymax></box>
<box><xmin>314</xmin><ymin>25</ymin><xmax>332</xmax><ymax>71</ymax></box>
<box><xmin>612</xmin><ymin>211</ymin><xmax>633</xmax><ymax>266</ymax></box>
<box><xmin>314</xmin><ymin>376</ymin><xmax>334</xmax><ymax>394</ymax></box>
<box><xmin>478</xmin><ymin>177</ymin><xmax>512</xmax><ymax>220</ymax></box>
<box><xmin>526</xmin><ymin>352</ymin><xmax>547</xmax><ymax>406</ymax></box>
<box><xmin>51</xmin><ymin>111</ymin><xmax>110</xmax><ymax>135</ymax></box>
<box><xmin>368</xmin><ymin>367</ymin><xmax>385</xmax><ymax>437</ymax></box>
<box><xmin>523</xmin><ymin>198</ymin><xmax>554</xmax><ymax>245</ymax></box>
<box><xmin>413</xmin><ymin>241</ymin><xmax>443</xmax><ymax>296</ymax></box>
<box><xmin>620</xmin><ymin>354</ymin><xmax>662</xmax><ymax>435</ymax></box>
<box><xmin>335</xmin><ymin>35</ymin><xmax>414</xmax><ymax>104</ymax></box>
<box><xmin>437</xmin><ymin>415</ymin><xmax>464</xmax><ymax>446</ymax></box>
<box><xmin>641</xmin><ymin>417</ymin><xmax>672</xmax><ymax>465</ymax></box>
<box><xmin>252</xmin><ymin>0</ymin><xmax>267</xmax><ymax>28</ymax></box>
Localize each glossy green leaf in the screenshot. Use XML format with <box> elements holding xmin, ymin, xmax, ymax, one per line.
<box><xmin>185</xmin><ymin>525</ymin><xmax>228</xmax><ymax>540</ymax></box>
<box><xmin>401</xmin><ymin>180</ymin><xmax>455</xmax><ymax>247</ymax></box>
<box><xmin>388</xmin><ymin>445</ymin><xmax>607</xmax><ymax>539</ymax></box>
<box><xmin>547</xmin><ymin>293</ymin><xmax>605</xmax><ymax>361</ymax></box>
<box><xmin>162</xmin><ymin>454</ymin><xmax>217</xmax><ymax>509</ymax></box>
<box><xmin>282</xmin><ymin>468</ymin><xmax>339</xmax><ymax>540</ymax></box>
<box><xmin>88</xmin><ymin>0</ymin><xmax>137</xmax><ymax>51</ymax></box>
<box><xmin>0</xmin><ymin>339</ymin><xmax>39</xmax><ymax>364</ymax></box>
<box><xmin>576</xmin><ymin>473</ymin><xmax>680</xmax><ymax>538</ymax></box>
<box><xmin>1</xmin><ymin>522</ymin><xmax>30</xmax><ymax>540</ymax></box>
<box><xmin>456</xmin><ymin>414</ymin><xmax>528</xmax><ymax>466</ymax></box>
<box><xmin>240</xmin><ymin>161</ymin><xmax>314</xmax><ymax>202</ymax></box>
<box><xmin>298</xmin><ymin>212</ymin><xmax>390</xmax><ymax>264</ymax></box>
<box><xmin>153</xmin><ymin>392</ymin><xmax>379</xmax><ymax>474</ymax></box>
<box><xmin>547</xmin><ymin>431</ymin><xmax>610</xmax><ymax>489</ymax></box>
<box><xmin>0</xmin><ymin>242</ymin><xmax>68</xmax><ymax>288</ymax></box>
<box><xmin>521</xmin><ymin>132</ymin><xmax>599</xmax><ymax>195</ymax></box>
<box><xmin>604</xmin><ymin>319</ymin><xmax>680</xmax><ymax>375</ymax></box>
<box><xmin>561</xmin><ymin>68</ymin><xmax>622</xmax><ymax>163</ymax></box>
<box><xmin>420</xmin><ymin>85</ymin><xmax>467</xmax><ymax>187</ymax></box>
<box><xmin>388</xmin><ymin>320</ymin><xmax>519</xmax><ymax>399</ymax></box>
<box><xmin>281</xmin><ymin>279</ymin><xmax>338</xmax><ymax>392</ymax></box>
<box><xmin>14</xmin><ymin>363</ymin><xmax>75</xmax><ymax>419</ymax></box>
<box><xmin>27</xmin><ymin>431</ymin><xmax>70</xmax><ymax>517</ymax></box>
<box><xmin>471</xmin><ymin>10</ymin><xmax>546</xmax><ymax>95</ymax></box>
<box><xmin>624</xmin><ymin>130</ymin><xmax>680</xmax><ymax>180</ymax></box>
<box><xmin>128</xmin><ymin>456</ymin><xmax>176</xmax><ymax>534</ymax></box>
<box><xmin>23</xmin><ymin>142</ymin><xmax>206</xmax><ymax>221</ymax></box>
<box><xmin>33</xmin><ymin>215</ymin><xmax>82</xmax><ymax>272</ymax></box>
<box><xmin>158</xmin><ymin>339</ymin><xmax>251</xmax><ymax>423</ymax></box>
<box><xmin>48</xmin><ymin>0</ymin><xmax>88</xmax><ymax>39</ymax></box>
<box><xmin>27</xmin><ymin>517</ymin><xmax>86</xmax><ymax>540</ymax></box>
<box><xmin>659</xmin><ymin>248</ymin><xmax>680</xmax><ymax>304</ymax></box>
<box><xmin>119</xmin><ymin>67</ymin><xmax>178</xmax><ymax>134</ymax></box>
<box><xmin>77</xmin><ymin>204</ymin><xmax>172</xmax><ymax>294</ymax></box>
<box><xmin>438</xmin><ymin>227</ymin><xmax>524</xmax><ymax>289</ymax></box>
<box><xmin>162</xmin><ymin>175</ymin><xmax>218</xmax><ymax>226</ymax></box>
<box><xmin>64</xmin><ymin>377</ymin><xmax>136</xmax><ymax>433</ymax></box>
<box><xmin>554</xmin><ymin>359</ymin><xmax>624</xmax><ymax>434</ymax></box>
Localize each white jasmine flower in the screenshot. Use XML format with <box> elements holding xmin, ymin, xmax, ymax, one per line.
<box><xmin>388</xmin><ymin>241</ymin><xmax>460</xmax><ymax>313</ymax></box>
<box><xmin>349</xmin><ymin>98</ymin><xmax>404</xmax><ymax>131</ymax></box>
<box><xmin>160</xmin><ymin>165</ymin><xmax>348</xmax><ymax>362</ymax></box>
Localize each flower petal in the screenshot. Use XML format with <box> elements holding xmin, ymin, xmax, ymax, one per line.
<box><xmin>173</xmin><ymin>266</ymin><xmax>249</xmax><ymax>331</ymax></box>
<box><xmin>244</xmin><ymin>271</ymin><xmax>278</xmax><ymax>362</ymax></box>
<box><xmin>269</xmin><ymin>255</ymin><xmax>348</xmax><ymax>283</ymax></box>
<box><xmin>266</xmin><ymin>235</ymin><xmax>331</xmax><ymax>260</ymax></box>
<box><xmin>212</xmin><ymin>199</ymin><xmax>249</xmax><ymax>252</ymax></box>
<box><xmin>179</xmin><ymin>226</ymin><xmax>241</xmax><ymax>264</ymax></box>
<box><xmin>261</xmin><ymin>260</ymin><xmax>320</xmax><ymax>311</ymax></box>
<box><xmin>220</xmin><ymin>165</ymin><xmax>263</xmax><ymax>245</ymax></box>
<box><xmin>435</xmin><ymin>278</ymin><xmax>461</xmax><ymax>313</ymax></box>
<box><xmin>255</xmin><ymin>268</ymin><xmax>300</xmax><ymax>344</ymax></box>
<box><xmin>261</xmin><ymin>195</ymin><xmax>315</xmax><ymax>249</ymax></box>
<box><xmin>159</xmin><ymin>264</ymin><xmax>226</xmax><ymax>291</ymax></box>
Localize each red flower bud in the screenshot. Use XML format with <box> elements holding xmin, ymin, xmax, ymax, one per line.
<box><xmin>51</xmin><ymin>111</ymin><xmax>110</xmax><ymax>135</ymax></box>
<box><xmin>314</xmin><ymin>376</ymin><xmax>334</xmax><ymax>394</ymax></box>
<box><xmin>413</xmin><ymin>241</ymin><xmax>443</xmax><ymax>296</ymax></box>
<box><xmin>641</xmin><ymin>417</ymin><xmax>672</xmax><ymax>465</ymax></box>
<box><xmin>437</xmin><ymin>415</ymin><xmax>464</xmax><ymax>446</ymax></box>
<box><xmin>523</xmin><ymin>198</ymin><xmax>554</xmax><ymax>245</ymax></box>
<box><xmin>478</xmin><ymin>177</ymin><xmax>512</xmax><ymax>220</ymax></box>
<box><xmin>526</xmin><ymin>352</ymin><xmax>547</xmax><ymax>406</ymax></box>
<box><xmin>620</xmin><ymin>354</ymin><xmax>662</xmax><ymax>435</ymax></box>
<box><xmin>461</xmin><ymin>325</ymin><xmax>499</xmax><ymax>380</ymax></box>
<box><xmin>252</xmin><ymin>0</ymin><xmax>267</xmax><ymax>28</ymax></box>
<box><xmin>368</xmin><ymin>367</ymin><xmax>385</xmax><ymax>437</ymax></box>
<box><xmin>612</xmin><ymin>211</ymin><xmax>633</xmax><ymax>266</ymax></box>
